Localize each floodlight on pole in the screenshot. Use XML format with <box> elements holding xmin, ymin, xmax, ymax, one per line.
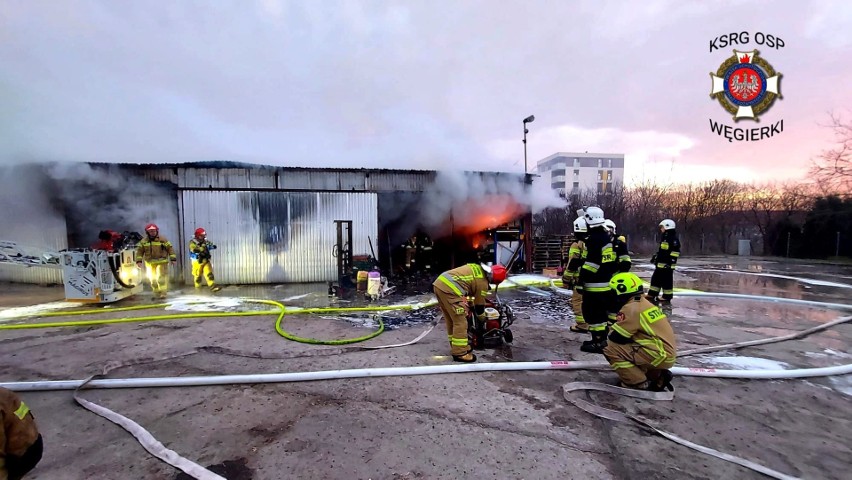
<box><xmin>522</xmin><ymin>115</ymin><xmax>535</xmax><ymax>174</ymax></box>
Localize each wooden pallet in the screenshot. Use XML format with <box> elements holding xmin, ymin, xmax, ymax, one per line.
<box><xmin>532</xmin><ymin>235</ymin><xmax>573</xmax><ymax>272</ymax></box>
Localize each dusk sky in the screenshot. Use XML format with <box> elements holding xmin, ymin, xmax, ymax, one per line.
<box><xmin>2</xmin><ymin>0</ymin><xmax>851</xmax><ymax>186</ymax></box>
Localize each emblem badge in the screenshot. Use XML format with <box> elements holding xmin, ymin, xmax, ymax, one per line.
<box><xmin>710</xmin><ymin>49</ymin><xmax>782</xmax><ymax>121</ymax></box>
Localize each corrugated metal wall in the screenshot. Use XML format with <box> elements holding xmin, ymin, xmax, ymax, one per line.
<box><xmin>180</xmin><ymin>191</ymin><xmax>378</xmax><ymax>284</ymax></box>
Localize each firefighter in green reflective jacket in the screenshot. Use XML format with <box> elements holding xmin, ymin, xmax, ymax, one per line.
<box><xmin>135</xmin><ymin>223</ymin><xmax>177</xmax><ymax>299</ymax></box>
<box><xmin>604</xmin><ymin>273</ymin><xmax>676</xmax><ymax>391</ymax></box>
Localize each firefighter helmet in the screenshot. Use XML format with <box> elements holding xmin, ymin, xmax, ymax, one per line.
<box><xmin>604</xmin><ymin>219</ymin><xmax>617</xmax><ymax>233</ymax></box>
<box><xmin>195</xmin><ymin>228</ymin><xmax>207</xmax><ymax>237</ymax></box>
<box><xmin>583</xmin><ymin>206</ymin><xmax>606</xmax><ymax>227</ymax></box>
<box><xmin>481</xmin><ymin>263</ymin><xmax>507</xmax><ymax>284</ymax></box>
<box><xmin>659</xmin><ymin>219</ymin><xmax>676</xmax><ymax>230</ymax></box>
<box><xmin>145</xmin><ymin>223</ymin><xmax>159</xmax><ymax>232</ymax></box>
<box><xmin>609</xmin><ymin>272</ymin><xmax>643</xmax><ymax>296</ymax></box>
<box><xmin>573</xmin><ymin>217</ymin><xmax>588</xmax><ymax>233</ymax></box>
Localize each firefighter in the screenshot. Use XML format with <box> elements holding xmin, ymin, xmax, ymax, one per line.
<box><xmin>91</xmin><ymin>230</ymin><xmax>122</xmax><ymax>252</ymax></box>
<box><xmin>604</xmin><ymin>220</ymin><xmax>631</xmax><ymax>273</ymax></box>
<box><xmin>604</xmin><ymin>272</ymin><xmax>676</xmax><ymax>391</ymax></box>
<box><xmin>562</xmin><ymin>217</ymin><xmax>589</xmax><ymax>333</ymax></box>
<box><xmin>135</xmin><ymin>223</ymin><xmax>177</xmax><ymax>299</ymax></box>
<box><xmin>1</xmin><ymin>387</ymin><xmax>43</xmax><ymax>480</ymax></box>
<box><xmin>433</xmin><ymin>263</ymin><xmax>507</xmax><ymax>363</ymax></box>
<box><xmin>401</xmin><ymin>235</ymin><xmax>418</xmax><ymax>273</ymax></box>
<box><xmin>418</xmin><ymin>234</ymin><xmax>434</xmax><ymax>272</ymax></box>
<box><xmin>604</xmin><ymin>219</ymin><xmax>631</xmax><ymax>326</ymax></box>
<box><xmin>647</xmin><ymin>219</ymin><xmax>681</xmax><ymax>305</ymax></box>
<box><xmin>577</xmin><ymin>207</ymin><xmax>618</xmax><ymax>354</ymax></box>
<box><xmin>189</xmin><ymin>228</ymin><xmax>221</xmax><ymax>292</ymax></box>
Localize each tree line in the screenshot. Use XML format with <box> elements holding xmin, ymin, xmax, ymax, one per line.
<box><xmin>533</xmin><ymin>113</ymin><xmax>852</xmax><ymax>259</ymax></box>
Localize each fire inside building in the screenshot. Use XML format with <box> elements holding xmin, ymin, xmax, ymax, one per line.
<box><xmin>0</xmin><ymin>162</ymin><xmax>540</xmax><ymax>292</ymax></box>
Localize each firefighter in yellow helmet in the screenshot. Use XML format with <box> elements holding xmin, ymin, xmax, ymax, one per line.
<box><xmin>562</xmin><ymin>217</ymin><xmax>589</xmax><ymax>333</ymax></box>
<box><xmin>604</xmin><ymin>272</ymin><xmax>676</xmax><ymax>391</ymax></box>
<box><xmin>189</xmin><ymin>227</ymin><xmax>221</xmax><ymax>292</ymax></box>
<box><xmin>433</xmin><ymin>263</ymin><xmax>507</xmax><ymax>363</ymax></box>
<box><xmin>1</xmin><ymin>387</ymin><xmax>43</xmax><ymax>480</ymax></box>
<box><xmin>135</xmin><ymin>223</ymin><xmax>177</xmax><ymax>299</ymax></box>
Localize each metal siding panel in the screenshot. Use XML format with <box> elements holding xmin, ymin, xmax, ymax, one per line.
<box><xmin>180</xmin><ymin>191</ymin><xmax>377</xmax><ymax>284</ymax></box>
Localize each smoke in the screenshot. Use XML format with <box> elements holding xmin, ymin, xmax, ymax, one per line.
<box><xmin>381</xmin><ymin>170</ymin><xmax>564</xmax><ymax>243</ymax></box>
<box><xmin>2</xmin><ymin>162</ymin><xmax>179</xmax><ymax>249</ymax></box>
<box><xmin>0</xmin><ymin>164</ymin><xmax>67</xmax><ymax>250</ymax></box>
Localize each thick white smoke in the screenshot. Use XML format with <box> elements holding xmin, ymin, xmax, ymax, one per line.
<box><xmin>2</xmin><ymin>163</ymin><xmax>180</xmax><ymax>250</ymax></box>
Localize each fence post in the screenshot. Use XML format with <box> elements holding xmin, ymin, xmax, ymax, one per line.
<box><xmin>837</xmin><ymin>231</ymin><xmax>841</xmax><ymax>257</ymax></box>
<box><xmin>786</xmin><ymin>231</ymin><xmax>791</xmax><ymax>258</ymax></box>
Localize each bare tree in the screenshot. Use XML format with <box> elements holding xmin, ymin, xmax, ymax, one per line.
<box><xmin>740</xmin><ymin>182</ymin><xmax>784</xmax><ymax>255</ymax></box>
<box><xmin>810</xmin><ymin>112</ymin><xmax>852</xmax><ymax>197</ymax></box>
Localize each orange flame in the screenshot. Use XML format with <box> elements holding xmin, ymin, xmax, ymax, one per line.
<box><xmin>453</xmin><ymin>195</ymin><xmax>527</xmax><ymax>236</ymax></box>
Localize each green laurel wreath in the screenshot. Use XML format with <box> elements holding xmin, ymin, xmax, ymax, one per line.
<box><xmin>712</xmin><ymin>50</ymin><xmax>781</xmax><ymax>121</ymax></box>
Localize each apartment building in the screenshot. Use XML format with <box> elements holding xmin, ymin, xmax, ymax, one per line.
<box><xmin>536</xmin><ymin>152</ymin><xmax>625</xmax><ymax>196</ymax></box>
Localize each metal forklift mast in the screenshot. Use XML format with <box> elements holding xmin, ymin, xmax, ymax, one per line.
<box><xmin>334</xmin><ymin>220</ymin><xmax>353</xmax><ymax>286</ymax></box>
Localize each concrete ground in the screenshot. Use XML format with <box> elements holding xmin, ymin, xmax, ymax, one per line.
<box><xmin>1</xmin><ymin>256</ymin><xmax>851</xmax><ymax>480</ymax></box>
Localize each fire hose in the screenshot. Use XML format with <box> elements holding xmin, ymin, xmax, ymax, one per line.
<box><xmin>2</xmin><ymin>285</ymin><xmax>851</xmax><ymax>479</ymax></box>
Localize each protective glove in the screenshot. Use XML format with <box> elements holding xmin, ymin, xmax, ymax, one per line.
<box><xmin>650</xmin><ymin>254</ymin><xmax>657</xmax><ymax>265</ymax></box>
<box><xmin>206</xmin><ymin>242</ymin><xmax>217</xmax><ymax>250</ymax></box>
<box><xmin>135</xmin><ymin>261</ymin><xmax>144</xmax><ymax>269</ymax></box>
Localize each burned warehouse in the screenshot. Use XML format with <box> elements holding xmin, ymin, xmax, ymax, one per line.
<box><xmin>0</xmin><ymin>162</ymin><xmax>543</xmax><ymax>287</ymax></box>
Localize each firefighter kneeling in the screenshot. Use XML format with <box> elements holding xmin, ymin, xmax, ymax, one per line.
<box><xmin>433</xmin><ymin>263</ymin><xmax>507</xmax><ymax>363</ymax></box>
<box><xmin>604</xmin><ymin>272</ymin><xmax>676</xmax><ymax>391</ymax></box>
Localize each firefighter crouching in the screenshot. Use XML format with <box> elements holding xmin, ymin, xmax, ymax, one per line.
<box><xmin>563</xmin><ymin>217</ymin><xmax>589</xmax><ymax>333</ymax></box>
<box><xmin>189</xmin><ymin>227</ymin><xmax>221</xmax><ymax>292</ymax></box>
<box><xmin>604</xmin><ymin>273</ymin><xmax>676</xmax><ymax>391</ymax></box>
<box><xmin>577</xmin><ymin>207</ymin><xmax>618</xmax><ymax>354</ymax></box>
<box><xmin>647</xmin><ymin>219</ymin><xmax>681</xmax><ymax>305</ymax></box>
<box><xmin>135</xmin><ymin>223</ymin><xmax>177</xmax><ymax>299</ymax></box>
<box><xmin>1</xmin><ymin>387</ymin><xmax>43</xmax><ymax>480</ymax></box>
<box><xmin>433</xmin><ymin>263</ymin><xmax>507</xmax><ymax>363</ymax></box>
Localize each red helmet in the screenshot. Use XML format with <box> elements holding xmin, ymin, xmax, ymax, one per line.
<box><xmin>490</xmin><ymin>264</ymin><xmax>507</xmax><ymax>284</ymax></box>
<box><xmin>145</xmin><ymin>223</ymin><xmax>159</xmax><ymax>232</ymax></box>
<box><xmin>195</xmin><ymin>228</ymin><xmax>207</xmax><ymax>237</ymax></box>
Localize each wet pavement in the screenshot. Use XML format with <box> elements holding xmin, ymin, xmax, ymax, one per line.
<box><xmin>1</xmin><ymin>255</ymin><xmax>851</xmax><ymax>480</ymax></box>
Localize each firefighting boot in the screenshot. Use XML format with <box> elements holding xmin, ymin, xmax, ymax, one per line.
<box><xmin>645</xmin><ymin>294</ymin><xmax>659</xmax><ymax>305</ymax></box>
<box><xmin>569</xmin><ymin>323</ymin><xmax>589</xmax><ymax>333</ymax></box>
<box><xmin>452</xmin><ymin>350</ymin><xmax>477</xmax><ymax>363</ymax></box>
<box><xmin>648</xmin><ymin>369</ymin><xmax>674</xmax><ymax>392</ymax></box>
<box><xmin>210</xmin><ymin>285</ymin><xmax>222</xmax><ymax>293</ymax></box>
<box><xmin>619</xmin><ymin>380</ymin><xmax>650</xmax><ymax>390</ymax></box>
<box><xmin>580</xmin><ymin>330</ymin><xmax>607</xmax><ymax>354</ymax></box>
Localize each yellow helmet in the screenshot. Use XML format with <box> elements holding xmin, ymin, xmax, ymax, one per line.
<box><xmin>609</xmin><ymin>272</ymin><xmax>643</xmax><ymax>296</ymax></box>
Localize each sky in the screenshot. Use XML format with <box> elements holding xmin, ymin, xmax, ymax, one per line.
<box><xmin>1</xmin><ymin>0</ymin><xmax>851</xmax><ymax>186</ymax></box>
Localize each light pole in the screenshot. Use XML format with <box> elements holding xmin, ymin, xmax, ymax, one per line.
<box><xmin>523</xmin><ymin>115</ymin><xmax>535</xmax><ymax>174</ymax></box>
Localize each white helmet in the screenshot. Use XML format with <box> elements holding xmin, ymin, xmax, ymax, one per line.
<box><xmin>659</xmin><ymin>219</ymin><xmax>676</xmax><ymax>230</ymax></box>
<box><xmin>573</xmin><ymin>217</ymin><xmax>588</xmax><ymax>233</ymax></box>
<box><xmin>603</xmin><ymin>219</ymin><xmax>616</xmax><ymax>233</ymax></box>
<box><xmin>583</xmin><ymin>206</ymin><xmax>606</xmax><ymax>227</ymax></box>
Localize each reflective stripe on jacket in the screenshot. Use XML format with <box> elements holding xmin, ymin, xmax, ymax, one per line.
<box><xmin>136</xmin><ymin>235</ymin><xmax>176</xmax><ymax>263</ymax></box>
<box><xmin>610</xmin><ymin>296</ymin><xmax>677</xmax><ymax>365</ymax></box>
<box><xmin>433</xmin><ymin>263</ymin><xmax>490</xmax><ymax>306</ymax></box>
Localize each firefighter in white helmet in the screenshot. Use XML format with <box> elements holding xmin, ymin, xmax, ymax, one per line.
<box><xmin>604</xmin><ymin>272</ymin><xmax>676</xmax><ymax>391</ymax></box>
<box><xmin>604</xmin><ymin>219</ymin><xmax>631</xmax><ymax>325</ymax></box>
<box><xmin>189</xmin><ymin>227</ymin><xmax>221</xmax><ymax>292</ymax></box>
<box><xmin>647</xmin><ymin>219</ymin><xmax>681</xmax><ymax>304</ymax></box>
<box><xmin>562</xmin><ymin>217</ymin><xmax>589</xmax><ymax>333</ymax></box>
<box><xmin>135</xmin><ymin>223</ymin><xmax>177</xmax><ymax>299</ymax></box>
<box><xmin>577</xmin><ymin>206</ymin><xmax>618</xmax><ymax>353</ymax></box>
